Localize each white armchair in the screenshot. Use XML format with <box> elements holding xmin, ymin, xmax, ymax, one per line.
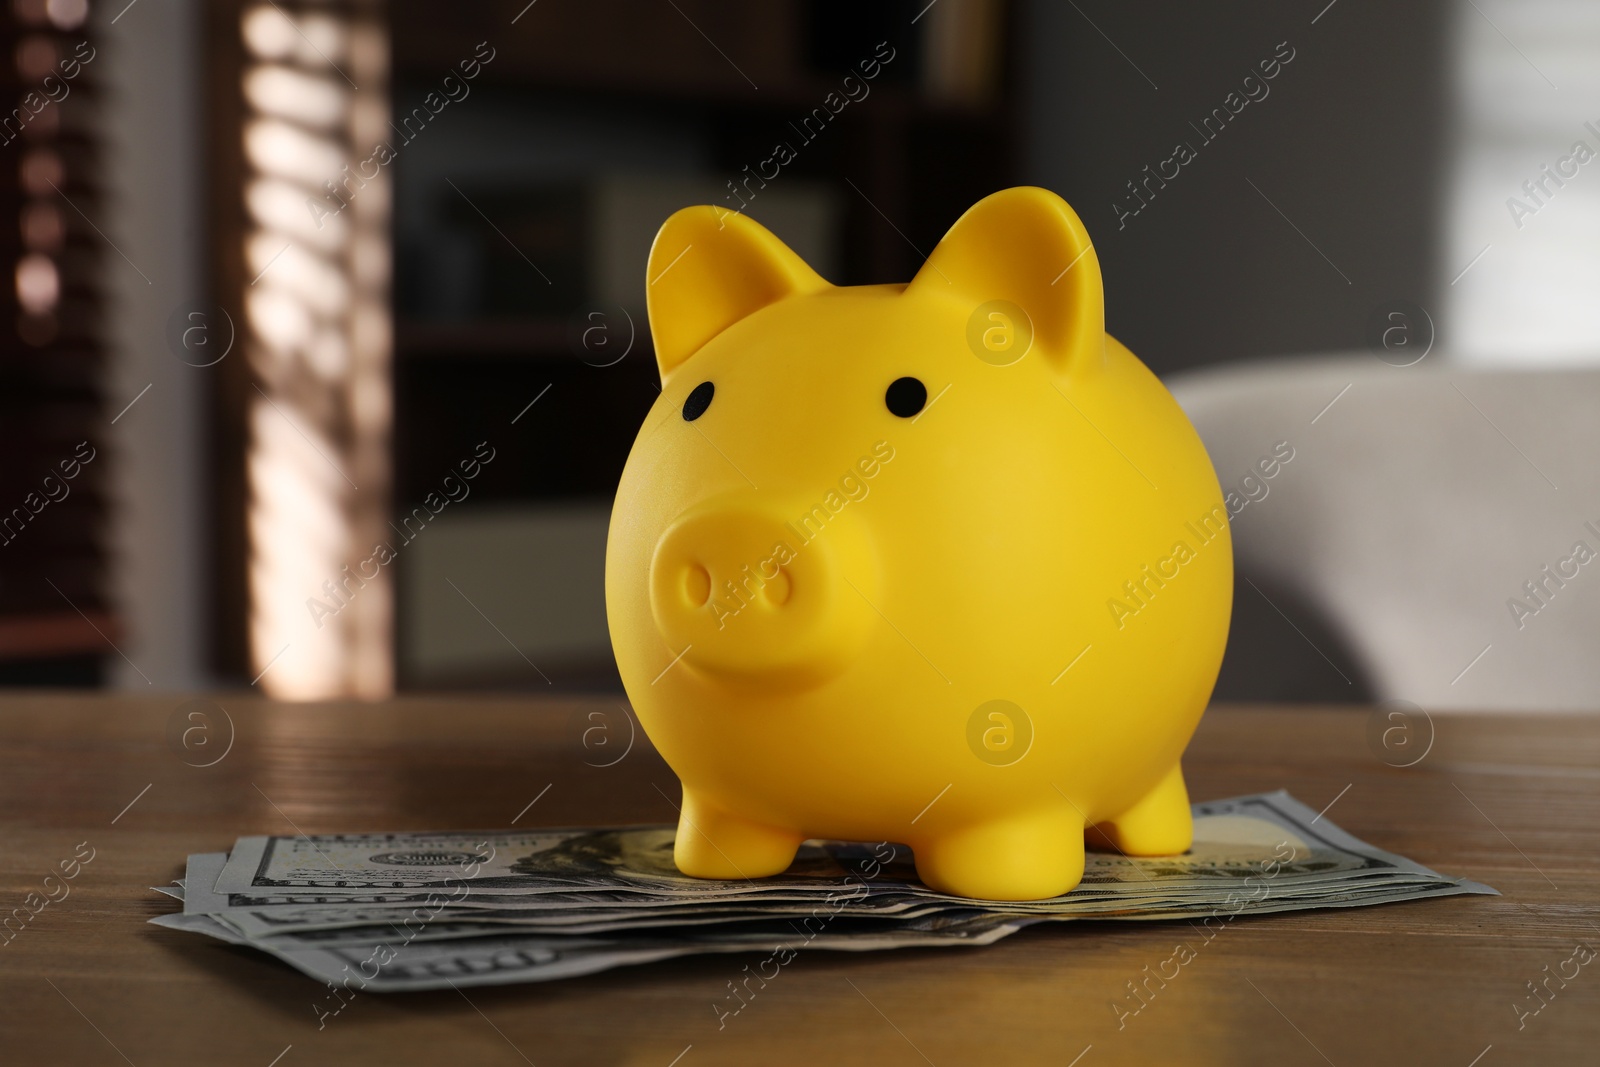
<box><xmin>1169</xmin><ymin>356</ymin><xmax>1600</xmax><ymax>711</ymax></box>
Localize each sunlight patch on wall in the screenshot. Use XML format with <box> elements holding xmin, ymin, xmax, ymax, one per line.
<box><xmin>1444</xmin><ymin>0</ymin><xmax>1600</xmax><ymax>365</ymax></box>
<box><xmin>240</xmin><ymin>1</ymin><xmax>391</xmax><ymax>698</ymax></box>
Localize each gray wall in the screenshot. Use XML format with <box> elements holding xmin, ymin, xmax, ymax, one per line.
<box><xmin>1020</xmin><ymin>0</ymin><xmax>1452</xmax><ymax>377</ymax></box>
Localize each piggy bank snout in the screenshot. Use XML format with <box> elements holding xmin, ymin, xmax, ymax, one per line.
<box><xmin>649</xmin><ymin>499</ymin><xmax>873</xmax><ymax>685</ymax></box>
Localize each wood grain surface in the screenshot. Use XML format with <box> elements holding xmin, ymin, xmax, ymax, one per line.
<box><xmin>0</xmin><ymin>694</ymin><xmax>1595</xmax><ymax>1066</ymax></box>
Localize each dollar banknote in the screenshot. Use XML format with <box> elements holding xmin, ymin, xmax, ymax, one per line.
<box><xmin>152</xmin><ymin>791</ymin><xmax>1495</xmax><ymax>991</ymax></box>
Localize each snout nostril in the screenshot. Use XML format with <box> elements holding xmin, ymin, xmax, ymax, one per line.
<box><xmin>764</xmin><ymin>568</ymin><xmax>792</xmax><ymax>607</ymax></box>
<box><xmin>684</xmin><ymin>564</ymin><xmax>712</xmax><ymax>607</ymax></box>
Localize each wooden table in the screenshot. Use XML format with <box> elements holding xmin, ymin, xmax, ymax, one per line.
<box><xmin>1</xmin><ymin>695</ymin><xmax>1596</xmax><ymax>1066</ymax></box>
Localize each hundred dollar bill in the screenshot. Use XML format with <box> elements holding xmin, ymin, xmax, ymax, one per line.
<box><xmin>190</xmin><ymin>865</ymin><xmax>1480</xmax><ymax>938</ymax></box>
<box><xmin>245</xmin><ymin>916</ymin><xmax>1029</xmax><ymax>994</ymax></box>
<box><xmin>214</xmin><ymin>826</ymin><xmax>867</xmax><ymax>894</ymax></box>
<box><xmin>185</xmin><ymin>852</ymin><xmax>947</xmax><ymax>921</ymax></box>
<box><xmin>155</xmin><ymin>792</ymin><xmax>1496</xmax><ymax>988</ymax></box>
<box><xmin>212</xmin><ymin>792</ymin><xmax>1493</xmax><ymax>904</ymax></box>
<box><xmin>154</xmin><ymin>881</ymin><xmax>1491</xmax><ymax>993</ymax></box>
<box><xmin>183</xmin><ymin>852</ymin><xmax>979</xmax><ymax>939</ymax></box>
<box><xmin>203</xmin><ymin>879</ymin><xmax>1494</xmax><ymax>996</ymax></box>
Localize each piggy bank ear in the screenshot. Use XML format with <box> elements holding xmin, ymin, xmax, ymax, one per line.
<box><xmin>907</xmin><ymin>187</ymin><xmax>1105</xmax><ymax>372</ymax></box>
<box><xmin>646</xmin><ymin>207</ymin><xmax>830</xmax><ymax>383</ymax></box>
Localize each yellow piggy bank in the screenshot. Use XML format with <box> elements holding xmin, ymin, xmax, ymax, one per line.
<box><xmin>605</xmin><ymin>187</ymin><xmax>1232</xmax><ymax>901</ymax></box>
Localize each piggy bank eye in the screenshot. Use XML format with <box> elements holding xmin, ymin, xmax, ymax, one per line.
<box><xmin>682</xmin><ymin>381</ymin><xmax>714</xmax><ymax>421</ymax></box>
<box><xmin>885</xmin><ymin>376</ymin><xmax>927</xmax><ymax>418</ymax></box>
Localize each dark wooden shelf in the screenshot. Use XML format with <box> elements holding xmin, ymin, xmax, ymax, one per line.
<box><xmin>397</xmin><ymin>318</ymin><xmax>567</xmax><ymax>358</ymax></box>
<box><xmin>0</xmin><ymin>610</ymin><xmax>116</xmax><ymax>661</ymax></box>
<box><xmin>394</xmin><ymin>64</ymin><xmax>1001</xmax><ymax>124</ymax></box>
<box><xmin>389</xmin><ymin>0</ymin><xmax>1005</xmax><ymax>123</ymax></box>
<box><xmin>395</xmin><ymin>317</ymin><xmax>657</xmax><ymax>362</ymax></box>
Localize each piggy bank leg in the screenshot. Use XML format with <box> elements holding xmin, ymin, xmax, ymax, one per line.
<box><xmin>1090</xmin><ymin>763</ymin><xmax>1193</xmax><ymax>856</ymax></box>
<box><xmin>913</xmin><ymin>809</ymin><xmax>1085</xmax><ymax>901</ymax></box>
<box><xmin>674</xmin><ymin>790</ymin><xmax>803</xmax><ymax>879</ymax></box>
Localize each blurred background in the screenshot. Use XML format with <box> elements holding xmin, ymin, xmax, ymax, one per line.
<box><xmin>3</xmin><ymin>0</ymin><xmax>1597</xmax><ymax>709</ymax></box>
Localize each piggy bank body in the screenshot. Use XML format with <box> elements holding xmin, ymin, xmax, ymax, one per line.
<box><xmin>606</xmin><ymin>187</ymin><xmax>1231</xmax><ymax>901</ymax></box>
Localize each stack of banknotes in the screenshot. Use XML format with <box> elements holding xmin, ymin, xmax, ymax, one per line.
<box><xmin>150</xmin><ymin>791</ymin><xmax>1494</xmax><ymax>992</ymax></box>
